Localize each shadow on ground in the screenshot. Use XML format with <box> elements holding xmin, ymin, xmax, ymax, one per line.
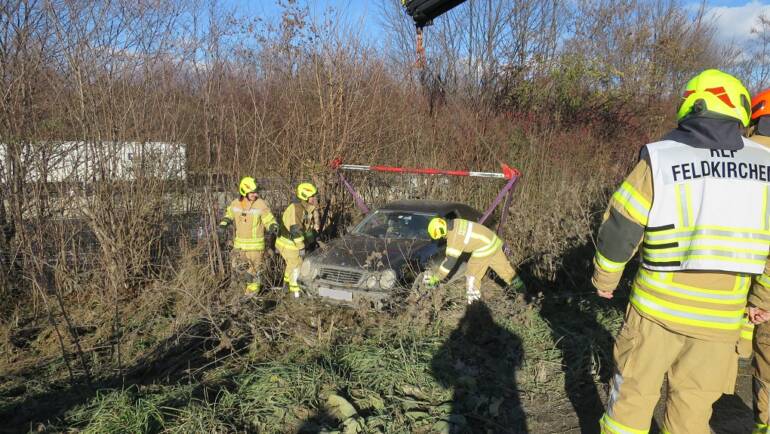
<box><xmin>527</xmin><ymin>237</ymin><xmax>755</xmax><ymax>434</ymax></box>
<box><xmin>521</xmin><ymin>238</ymin><xmax>631</xmax><ymax>434</ymax></box>
<box><xmin>295</xmin><ymin>407</ymin><xmax>337</xmax><ymax>434</ymax></box>
<box><xmin>430</xmin><ymin>300</ymin><xmax>528</xmax><ymax>433</ymax></box>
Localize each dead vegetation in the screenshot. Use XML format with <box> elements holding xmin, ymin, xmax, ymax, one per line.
<box><xmin>1</xmin><ymin>0</ymin><xmax>769</xmax><ymax>432</ymax></box>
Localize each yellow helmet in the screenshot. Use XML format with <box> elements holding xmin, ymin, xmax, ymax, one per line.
<box><xmin>239</xmin><ymin>176</ymin><xmax>258</xmax><ymax>196</ymax></box>
<box><xmin>677</xmin><ymin>69</ymin><xmax>751</xmax><ymax>127</ymax></box>
<box><xmin>428</xmin><ymin>217</ymin><xmax>448</xmax><ymax>240</ymax></box>
<box><xmin>296</xmin><ymin>182</ymin><xmax>317</xmax><ymax>201</ymax></box>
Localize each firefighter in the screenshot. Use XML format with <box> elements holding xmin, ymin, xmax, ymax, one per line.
<box><xmin>749</xmin><ymin>88</ymin><xmax>770</xmax><ymax>434</ymax></box>
<box><xmin>219</xmin><ymin>176</ymin><xmax>278</xmax><ymax>295</ymax></box>
<box><xmin>426</xmin><ymin>217</ymin><xmax>524</xmax><ymax>304</ymax></box>
<box><xmin>276</xmin><ymin>182</ymin><xmax>321</xmax><ymax>298</ymax></box>
<box><xmin>592</xmin><ymin>69</ymin><xmax>770</xmax><ymax>434</ymax></box>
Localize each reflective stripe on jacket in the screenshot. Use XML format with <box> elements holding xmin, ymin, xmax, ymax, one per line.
<box><xmin>592</xmin><ymin>150</ymin><xmax>770</xmax><ymax>341</ymax></box>
<box><xmin>277</xmin><ymin>202</ymin><xmax>316</xmax><ymax>251</ymax></box>
<box><xmin>224</xmin><ymin>198</ymin><xmax>276</xmax><ymax>251</ymax></box>
<box><xmin>436</xmin><ymin>219</ymin><xmax>502</xmax><ymax>279</ymax></box>
<box><xmin>629</xmin><ymin>268</ymin><xmax>750</xmax><ymax>332</ymax></box>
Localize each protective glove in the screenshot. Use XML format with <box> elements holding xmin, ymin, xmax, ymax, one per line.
<box><xmin>245</xmin><ymin>282</ymin><xmax>261</xmax><ymax>295</ymax></box>
<box><xmin>508</xmin><ymin>275</ymin><xmax>526</xmax><ymax>292</ymax></box>
<box><xmin>267</xmin><ymin>223</ymin><xmax>279</xmax><ymax>235</ymax></box>
<box><xmin>299</xmin><ymin>248</ymin><xmax>306</xmax><ymax>258</ymax></box>
<box><xmin>425</xmin><ymin>274</ymin><xmax>440</xmax><ymax>288</ymax></box>
<box><xmin>304</xmin><ymin>229</ymin><xmax>318</xmax><ymax>246</ymax></box>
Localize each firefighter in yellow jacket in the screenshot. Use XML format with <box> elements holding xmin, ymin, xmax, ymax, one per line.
<box><xmin>749</xmin><ymin>88</ymin><xmax>770</xmax><ymax>434</ymax></box>
<box><xmin>219</xmin><ymin>176</ymin><xmax>278</xmax><ymax>295</ymax></box>
<box><xmin>276</xmin><ymin>182</ymin><xmax>320</xmax><ymax>298</ymax></box>
<box><xmin>426</xmin><ymin>217</ymin><xmax>524</xmax><ymax>304</ymax></box>
<box><xmin>593</xmin><ymin>69</ymin><xmax>770</xmax><ymax>434</ymax></box>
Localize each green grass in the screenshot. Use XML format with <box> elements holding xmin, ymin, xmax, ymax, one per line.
<box><xmin>66</xmin><ymin>388</ymin><xmax>165</xmax><ymax>434</ymax></box>
<box><xmin>37</xmin><ymin>284</ymin><xmax>622</xmax><ymax>433</ymax></box>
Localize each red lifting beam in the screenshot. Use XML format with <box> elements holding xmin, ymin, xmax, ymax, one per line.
<box><xmin>330</xmin><ymin>158</ymin><xmax>520</xmax><ymax>180</ymax></box>
<box><xmin>330</xmin><ymin>158</ymin><xmax>522</xmax><ymax>237</ymax></box>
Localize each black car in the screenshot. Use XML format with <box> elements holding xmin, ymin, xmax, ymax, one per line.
<box><xmin>298</xmin><ymin>200</ymin><xmax>484</xmax><ymax>308</ymax></box>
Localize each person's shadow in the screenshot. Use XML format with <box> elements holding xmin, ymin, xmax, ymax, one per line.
<box><xmin>523</xmin><ymin>239</ymin><xmax>629</xmax><ymax>434</ymax></box>
<box><xmin>430</xmin><ymin>301</ymin><xmax>528</xmax><ymax>433</ymax></box>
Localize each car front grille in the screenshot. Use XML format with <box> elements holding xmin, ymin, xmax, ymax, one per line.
<box><xmin>318</xmin><ymin>267</ymin><xmax>362</xmax><ymax>285</ymax></box>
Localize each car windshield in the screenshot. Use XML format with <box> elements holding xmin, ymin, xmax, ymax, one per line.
<box><xmin>353</xmin><ymin>210</ymin><xmax>435</xmax><ymax>240</ymax></box>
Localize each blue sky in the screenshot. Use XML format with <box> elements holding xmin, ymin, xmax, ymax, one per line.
<box><xmin>226</xmin><ymin>0</ymin><xmax>770</xmax><ymax>44</ymax></box>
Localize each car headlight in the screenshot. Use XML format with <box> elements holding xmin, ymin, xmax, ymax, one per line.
<box><xmin>379</xmin><ymin>269</ymin><xmax>396</xmax><ymax>289</ymax></box>
<box><xmin>300</xmin><ymin>257</ymin><xmax>317</xmax><ymax>280</ymax></box>
<box><xmin>366</xmin><ymin>274</ymin><xmax>379</xmax><ymax>289</ymax></box>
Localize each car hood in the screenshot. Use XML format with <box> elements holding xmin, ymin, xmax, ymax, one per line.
<box><xmin>310</xmin><ymin>234</ymin><xmax>434</xmax><ymax>272</ymax></box>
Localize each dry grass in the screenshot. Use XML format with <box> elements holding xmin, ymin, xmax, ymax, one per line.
<box><xmin>0</xmin><ymin>0</ymin><xmax>739</xmax><ymax>431</ymax></box>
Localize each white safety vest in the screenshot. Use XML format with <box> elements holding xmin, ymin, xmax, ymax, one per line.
<box><xmin>643</xmin><ymin>138</ymin><xmax>770</xmax><ymax>274</ymax></box>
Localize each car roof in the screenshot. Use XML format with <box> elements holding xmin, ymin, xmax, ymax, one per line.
<box><xmin>378</xmin><ymin>200</ymin><xmax>480</xmax><ymax>217</ymax></box>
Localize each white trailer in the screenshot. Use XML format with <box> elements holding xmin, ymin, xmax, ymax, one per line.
<box><xmin>0</xmin><ymin>141</ymin><xmax>186</xmax><ymax>184</ymax></box>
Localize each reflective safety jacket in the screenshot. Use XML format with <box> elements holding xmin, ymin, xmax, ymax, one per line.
<box><xmin>749</xmin><ymin>133</ymin><xmax>770</xmax><ymax>315</ymax></box>
<box><xmin>593</xmin><ymin>137</ymin><xmax>770</xmax><ymax>342</ymax></box>
<box><xmin>221</xmin><ymin>198</ymin><xmax>277</xmax><ymax>251</ymax></box>
<box><xmin>643</xmin><ymin>139</ymin><xmax>770</xmax><ymax>274</ymax></box>
<box><xmin>435</xmin><ymin>219</ymin><xmax>502</xmax><ymax>280</ymax></box>
<box><xmin>276</xmin><ymin>202</ymin><xmax>317</xmax><ymax>251</ymax></box>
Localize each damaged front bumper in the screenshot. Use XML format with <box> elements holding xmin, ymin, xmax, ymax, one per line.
<box><xmin>299</xmin><ymin>263</ymin><xmax>398</xmax><ymax>308</ymax></box>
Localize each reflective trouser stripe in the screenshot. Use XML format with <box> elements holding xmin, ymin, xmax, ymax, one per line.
<box><xmin>600</xmin><ymin>414</ymin><xmax>648</xmax><ymax>434</ymax></box>
<box><xmin>277</xmin><ymin>241</ymin><xmax>302</xmax><ymax>291</ymax></box>
<box><xmin>471</xmin><ymin>237</ymin><xmax>502</xmax><ymax>258</ymax></box>
<box><xmin>234</xmin><ymin>237</ymin><xmax>265</xmax><ymax>250</ymax></box>
<box><xmin>276</xmin><ymin>236</ymin><xmax>300</xmax><ymax>250</ymax></box>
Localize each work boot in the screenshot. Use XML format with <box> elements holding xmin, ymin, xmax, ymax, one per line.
<box><xmin>244</xmin><ymin>272</ymin><xmax>263</xmax><ymax>296</ymax></box>
<box><xmin>466</xmin><ymin>288</ymin><xmax>481</xmax><ymax>304</ymax></box>
<box><xmin>245</xmin><ymin>282</ymin><xmax>261</xmax><ymax>296</ymax></box>
<box><xmin>289</xmin><ymin>284</ymin><xmax>301</xmax><ymax>299</ymax></box>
